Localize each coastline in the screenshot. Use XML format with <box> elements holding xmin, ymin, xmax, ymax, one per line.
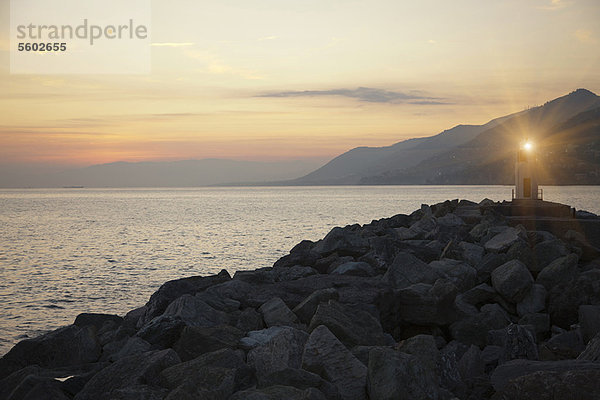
<box><xmin>2</xmin><ymin>198</ymin><xmax>600</xmax><ymax>399</ymax></box>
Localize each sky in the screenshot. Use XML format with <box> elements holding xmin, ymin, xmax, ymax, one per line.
<box><xmin>1</xmin><ymin>0</ymin><xmax>599</xmax><ymax>168</ymax></box>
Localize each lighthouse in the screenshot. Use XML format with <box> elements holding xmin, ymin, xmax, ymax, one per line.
<box><xmin>513</xmin><ymin>140</ymin><xmax>541</xmax><ymax>200</ymax></box>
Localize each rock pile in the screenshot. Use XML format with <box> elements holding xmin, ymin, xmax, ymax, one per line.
<box><xmin>2</xmin><ymin>199</ymin><xmax>600</xmax><ymax>399</ymax></box>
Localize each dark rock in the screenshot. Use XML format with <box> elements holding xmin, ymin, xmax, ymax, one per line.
<box><xmin>235</xmin><ymin>268</ymin><xmax>276</xmax><ymax>284</ymax></box>
<box><xmin>160</xmin><ymin>348</ymin><xmax>251</xmax><ymax>398</ymax></box>
<box><xmin>491</xmin><ymin>369</ymin><xmax>600</xmax><ymax>400</ymax></box>
<box><xmin>539</xmin><ymin>329</ymin><xmax>585</xmax><ymax>360</ymax></box>
<box><xmin>259</xmin><ymin>297</ymin><xmax>299</xmax><ymax>327</ymax></box>
<box><xmin>532</xmin><ymin>239</ymin><xmax>570</xmax><ymax>272</ymax></box>
<box><xmin>136</xmin><ymin>315</ymin><xmax>185</xmax><ymax>348</ymax></box>
<box><xmin>390</xmin><ymin>279</ymin><xmax>459</xmax><ymax>326</ymax></box>
<box><xmin>518</xmin><ymin>313</ymin><xmax>550</xmax><ymax>342</ymax></box>
<box><xmin>484</xmin><ymin>227</ymin><xmax>524</xmax><ymax>252</ymax></box>
<box><xmin>331</xmin><ymin>262</ymin><xmax>375</xmax><ymax>277</ymax></box>
<box><xmin>491</xmin><ymin>359</ymin><xmax>600</xmax><ymax>392</ymax></box>
<box><xmin>367</xmin><ymin>347</ymin><xmax>439</xmax><ymax>400</ymax></box>
<box><xmin>397</xmin><ymin>334</ymin><xmax>439</xmax><ymax>373</ymax></box>
<box><xmin>458</xmin><ymin>344</ymin><xmax>484</xmax><ymax>383</ymax></box>
<box><xmin>430</xmin><ymin>259</ymin><xmax>477</xmax><ymax>291</ymax></box>
<box><xmin>395</xmin><ymin>215</ymin><xmax>439</xmax><ymax>241</ymax></box>
<box><xmin>293</xmin><ymin>288</ymin><xmax>339</xmax><ymax>324</ymax></box>
<box><xmin>516</xmin><ymin>284</ymin><xmax>547</xmax><ymax>317</ymax></box>
<box><xmin>3</xmin><ymin>374</ymin><xmax>70</xmax><ymax>400</ymax></box>
<box><xmin>450</xmin><ymin>303</ymin><xmax>511</xmax><ymax>347</ymax></box>
<box><xmin>230</xmin><ymin>385</ymin><xmax>327</xmax><ymax>400</ymax></box>
<box><xmin>236</xmin><ymin>307</ymin><xmax>265</xmax><ymax>332</ymax></box>
<box><xmin>547</xmin><ymin>269</ymin><xmax>600</xmax><ymax>328</ymax></box>
<box><xmin>275</xmin><ymin>265</ymin><xmax>319</xmax><ymax>282</ymax></box>
<box><xmin>383</xmin><ymin>252</ymin><xmax>440</xmax><ymax>289</ymax></box>
<box><xmin>579</xmin><ymin>305</ymin><xmax>600</xmax><ymax>344</ymax></box>
<box><xmin>74</xmin><ymin>313</ymin><xmax>123</xmax><ymax>331</ymax></box>
<box><xmin>457</xmin><ymin>241</ymin><xmax>485</xmax><ymax>266</ymax></box>
<box><xmin>313</xmin><ymin>227</ymin><xmax>370</xmax><ymax>257</ymax></box>
<box><xmin>536</xmin><ymin>253</ymin><xmax>579</xmax><ymax>290</ymax></box>
<box><xmin>397</xmin><ymin>240</ymin><xmax>445</xmax><ymax>263</ymax></box>
<box><xmin>257</xmin><ymin>368</ymin><xmax>340</xmax><ymax>400</ymax></box>
<box><xmin>105</xmin><ymin>336</ymin><xmax>152</xmax><ymax>362</ymax></box>
<box><xmin>123</xmin><ymin>306</ymin><xmax>146</xmax><ymax>329</ymax></box>
<box><xmin>491</xmin><ymin>259</ymin><xmax>534</xmax><ymax>303</ymax></box>
<box><xmin>139</xmin><ymin>269</ymin><xmax>231</xmax><ymax>326</ymax></box>
<box><xmin>173</xmin><ymin>324</ymin><xmax>244</xmax><ymax>361</ymax></box>
<box><xmin>107</xmin><ymin>385</ymin><xmax>168</xmax><ymax>400</ymax></box>
<box><xmin>474</xmin><ymin>253</ymin><xmax>508</xmax><ymax>284</ymax></box>
<box><xmin>309</xmin><ymin>300</ymin><xmax>390</xmax><ymax>347</ymax></box>
<box><xmin>162</xmin><ymin>294</ymin><xmax>230</xmax><ymax>327</ymax></box>
<box><xmin>274</xmin><ymin>240</ymin><xmax>320</xmax><ymax>269</ymax></box>
<box><xmin>302</xmin><ymin>325</ymin><xmax>367</xmax><ymax>400</ymax></box>
<box><xmin>247</xmin><ymin>326</ymin><xmax>308</xmax><ymax>382</ymax></box>
<box><xmin>488</xmin><ymin>324</ymin><xmax>539</xmax><ymax>364</ymax></box>
<box><xmin>0</xmin><ymin>325</ymin><xmax>101</xmax><ymax>379</ymax></box>
<box><xmin>74</xmin><ymin>349</ymin><xmax>180</xmax><ymax>400</ymax></box>
<box><xmin>506</xmin><ymin>239</ymin><xmax>534</xmax><ymax>267</ymax></box>
<box><xmin>578</xmin><ymin>332</ymin><xmax>600</xmax><ymax>361</ymax></box>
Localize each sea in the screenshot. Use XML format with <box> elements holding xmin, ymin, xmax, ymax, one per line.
<box><xmin>1</xmin><ymin>185</ymin><xmax>599</xmax><ymax>355</ymax></box>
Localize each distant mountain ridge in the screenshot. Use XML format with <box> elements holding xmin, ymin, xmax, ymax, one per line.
<box><xmin>292</xmin><ymin>88</ymin><xmax>600</xmax><ymax>185</ymax></box>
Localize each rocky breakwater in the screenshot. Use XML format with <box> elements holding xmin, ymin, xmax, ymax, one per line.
<box><xmin>2</xmin><ymin>198</ymin><xmax>600</xmax><ymax>400</ymax></box>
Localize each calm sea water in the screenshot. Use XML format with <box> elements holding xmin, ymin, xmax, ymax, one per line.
<box><xmin>1</xmin><ymin>185</ymin><xmax>599</xmax><ymax>355</ymax></box>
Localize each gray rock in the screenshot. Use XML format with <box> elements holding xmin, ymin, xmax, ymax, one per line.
<box><xmin>367</xmin><ymin>347</ymin><xmax>439</xmax><ymax>400</ymax></box>
<box><xmin>0</xmin><ymin>325</ymin><xmax>101</xmax><ymax>379</ymax></box>
<box><xmin>398</xmin><ymin>334</ymin><xmax>439</xmax><ymax>373</ymax></box>
<box><xmin>74</xmin><ymin>349</ymin><xmax>180</xmax><ymax>400</ymax></box>
<box><xmin>457</xmin><ymin>241</ymin><xmax>485</xmax><ymax>266</ymax></box>
<box><xmin>458</xmin><ymin>345</ymin><xmax>484</xmax><ymax>382</ymax></box>
<box><xmin>474</xmin><ymin>253</ymin><xmax>508</xmax><ymax>283</ymax></box>
<box><xmin>536</xmin><ymin>253</ymin><xmax>579</xmax><ymax>290</ymax></box>
<box><xmin>107</xmin><ymin>385</ymin><xmax>168</xmax><ymax>400</ymax></box>
<box><xmin>313</xmin><ymin>227</ymin><xmax>369</xmax><ymax>257</ymax></box>
<box><xmin>491</xmin><ymin>369</ymin><xmax>600</xmax><ymax>400</ymax></box>
<box><xmin>506</xmin><ymin>240</ymin><xmax>534</xmax><ymax>268</ymax></box>
<box><xmin>274</xmin><ymin>265</ymin><xmax>319</xmax><ymax>282</ymax></box>
<box><xmin>516</xmin><ymin>284</ymin><xmax>547</xmax><ymax>317</ymax></box>
<box><xmin>331</xmin><ymin>262</ymin><xmax>375</xmax><ymax>277</ymax></box>
<box><xmin>302</xmin><ymin>325</ymin><xmax>367</xmax><ymax>400</ymax></box>
<box><xmin>309</xmin><ymin>300</ymin><xmax>390</xmax><ymax>347</ymax></box>
<box><xmin>259</xmin><ymin>297</ymin><xmax>299</xmax><ymax>327</ymax></box>
<box><xmin>488</xmin><ymin>324</ymin><xmax>539</xmax><ymax>364</ymax></box>
<box><xmin>491</xmin><ymin>260</ymin><xmax>534</xmax><ymax>303</ymax></box>
<box><xmin>163</xmin><ymin>294</ymin><xmax>230</xmax><ymax>327</ymax></box>
<box><xmin>396</xmin><ymin>216</ymin><xmax>439</xmax><ymax>241</ymax></box>
<box><xmin>579</xmin><ymin>305</ymin><xmax>600</xmax><ymax>343</ymax></box>
<box><xmin>484</xmin><ymin>227</ymin><xmax>523</xmax><ymax>252</ymax></box>
<box><xmin>450</xmin><ymin>303</ymin><xmax>511</xmax><ymax>347</ymax></box>
<box><xmin>293</xmin><ymin>288</ymin><xmax>340</xmax><ymax>324</ymax></box>
<box><xmin>383</xmin><ymin>252</ymin><xmax>441</xmax><ymax>289</ymax></box>
<box><xmin>247</xmin><ymin>327</ymin><xmax>309</xmax><ymax>382</ymax></box>
<box><xmin>74</xmin><ymin>313</ymin><xmax>123</xmax><ymax>331</ymax></box>
<box><xmin>257</xmin><ymin>368</ymin><xmax>340</xmax><ymax>399</ymax></box>
<box><xmin>107</xmin><ymin>337</ymin><xmax>151</xmax><ymax>362</ymax></box>
<box><xmin>136</xmin><ymin>315</ymin><xmax>185</xmax><ymax>348</ymax></box>
<box><xmin>139</xmin><ymin>269</ymin><xmax>231</xmax><ymax>326</ymax></box>
<box><xmin>241</xmin><ymin>326</ymin><xmax>297</xmax><ymax>349</ymax></box>
<box><xmin>491</xmin><ymin>359</ymin><xmax>600</xmax><ymax>392</ymax></box>
<box><xmin>547</xmin><ymin>269</ymin><xmax>600</xmax><ymax>328</ymax></box>
<box><xmin>578</xmin><ymin>332</ymin><xmax>600</xmax><ymax>361</ymax></box>
<box><xmin>532</xmin><ymin>239</ymin><xmax>570</xmax><ymax>272</ymax></box>
<box><xmin>430</xmin><ymin>259</ymin><xmax>477</xmax><ymax>291</ymax></box>
<box><xmin>173</xmin><ymin>324</ymin><xmax>244</xmax><ymax>361</ymax></box>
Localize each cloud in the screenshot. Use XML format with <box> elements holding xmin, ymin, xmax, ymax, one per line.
<box><xmin>257</xmin><ymin>87</ymin><xmax>444</xmax><ymax>104</ymax></box>
<box><xmin>258</xmin><ymin>36</ymin><xmax>278</xmax><ymax>41</ymax></box>
<box><xmin>539</xmin><ymin>0</ymin><xmax>569</xmax><ymax>10</ymax></box>
<box><xmin>152</xmin><ymin>42</ymin><xmax>195</xmax><ymax>47</ymax></box>
<box><xmin>184</xmin><ymin>49</ymin><xmax>264</xmax><ymax>80</ymax></box>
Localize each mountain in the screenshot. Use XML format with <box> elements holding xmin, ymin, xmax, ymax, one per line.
<box><xmin>291</xmin><ymin>111</ymin><xmax>518</xmax><ymax>185</ymax></box>
<box><xmin>0</xmin><ymin>158</ymin><xmax>326</xmax><ymax>188</ymax></box>
<box><xmin>293</xmin><ymin>88</ymin><xmax>600</xmax><ymax>185</ymax></box>
<box><xmin>361</xmin><ymin>89</ymin><xmax>600</xmax><ymax>184</ymax></box>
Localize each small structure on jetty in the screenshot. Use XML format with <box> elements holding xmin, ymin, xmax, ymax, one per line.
<box><xmin>513</xmin><ymin>140</ymin><xmax>541</xmax><ymax>200</ymax></box>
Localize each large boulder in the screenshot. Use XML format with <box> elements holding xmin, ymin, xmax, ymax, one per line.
<box><xmin>259</xmin><ymin>297</ymin><xmax>299</xmax><ymax>327</ymax></box>
<box><xmin>450</xmin><ymin>303</ymin><xmax>511</xmax><ymax>347</ymax></box>
<box><xmin>397</xmin><ymin>334</ymin><xmax>439</xmax><ymax>373</ymax></box>
<box><xmin>302</xmin><ymin>325</ymin><xmax>367</xmax><ymax>400</ymax></box>
<box><xmin>579</xmin><ymin>305</ymin><xmax>600</xmax><ymax>344</ymax></box>
<box><xmin>136</xmin><ymin>315</ymin><xmax>186</xmax><ymax>348</ymax></box>
<box><xmin>367</xmin><ymin>347</ymin><xmax>439</xmax><ymax>400</ymax></box>
<box><xmin>139</xmin><ymin>270</ymin><xmax>231</xmax><ymax>326</ymax></box>
<box><xmin>536</xmin><ymin>253</ymin><xmax>579</xmax><ymax>290</ymax></box>
<box><xmin>74</xmin><ymin>349</ymin><xmax>180</xmax><ymax>400</ymax></box>
<box><xmin>331</xmin><ymin>262</ymin><xmax>375</xmax><ymax>277</ymax></box>
<box><xmin>392</xmin><ymin>279</ymin><xmax>458</xmax><ymax>326</ymax></box>
<box><xmin>488</xmin><ymin>324</ymin><xmax>539</xmax><ymax>364</ymax></box>
<box><xmin>430</xmin><ymin>259</ymin><xmax>477</xmax><ymax>292</ymax></box>
<box><xmin>532</xmin><ymin>239</ymin><xmax>570</xmax><ymax>272</ymax></box>
<box><xmin>516</xmin><ymin>284</ymin><xmax>547</xmax><ymax>317</ymax></box>
<box><xmin>0</xmin><ymin>325</ymin><xmax>101</xmax><ymax>379</ymax></box>
<box><xmin>484</xmin><ymin>227</ymin><xmax>523</xmax><ymax>253</ymax></box>
<box><xmin>293</xmin><ymin>289</ymin><xmax>339</xmax><ymax>324</ymax></box>
<box><xmin>309</xmin><ymin>300</ymin><xmax>391</xmax><ymax>347</ymax></box>
<box><xmin>256</xmin><ymin>368</ymin><xmax>339</xmax><ymax>399</ymax></box>
<box><xmin>247</xmin><ymin>327</ymin><xmax>309</xmax><ymax>383</ymax></box>
<box><xmin>173</xmin><ymin>325</ymin><xmax>244</xmax><ymax>361</ymax></box>
<box><xmin>313</xmin><ymin>227</ymin><xmax>369</xmax><ymax>257</ymax></box>
<box><xmin>491</xmin><ymin>260</ymin><xmax>534</xmax><ymax>303</ymax></box>
<box><xmin>547</xmin><ymin>269</ymin><xmax>600</xmax><ymax>328</ymax></box>
<box><xmin>383</xmin><ymin>252</ymin><xmax>440</xmax><ymax>289</ymax></box>
<box><xmin>578</xmin><ymin>332</ymin><xmax>600</xmax><ymax>361</ymax></box>
<box><xmin>162</xmin><ymin>294</ymin><xmax>230</xmax><ymax>327</ymax></box>
<box><xmin>230</xmin><ymin>385</ymin><xmax>327</xmax><ymax>400</ymax></box>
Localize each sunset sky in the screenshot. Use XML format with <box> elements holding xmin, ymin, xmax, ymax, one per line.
<box><xmin>1</xmin><ymin>0</ymin><xmax>599</xmax><ymax>168</ymax></box>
